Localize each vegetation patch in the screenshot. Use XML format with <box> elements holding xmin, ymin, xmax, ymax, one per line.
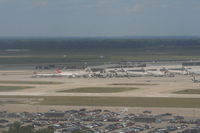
<box><xmin>1</xmin><ymin>96</ymin><xmax>200</xmax><ymax>108</ymax></box>
<box><xmin>174</xmin><ymin>89</ymin><xmax>200</xmax><ymax>94</ymax></box>
<box><xmin>1</xmin><ymin>38</ymin><xmax>200</xmax><ymax>64</ymax></box>
<box><xmin>38</xmin><ymin>96</ymin><xmax>200</xmax><ymax>108</ymax></box>
<box><xmin>0</xmin><ymin>86</ymin><xmax>33</xmax><ymax>92</ymax></box>
<box><xmin>0</xmin><ymin>80</ymin><xmax>62</xmax><ymax>85</ymax></box>
<box><xmin>0</xmin><ymin>98</ymin><xmax>26</xmax><ymax>105</ymax></box>
<box><xmin>109</xmin><ymin>83</ymin><xmax>158</xmax><ymax>86</ymax></box>
<box><xmin>58</xmin><ymin>87</ymin><xmax>138</xmax><ymax>93</ymax></box>
<box><xmin>2</xmin><ymin>122</ymin><xmax>53</xmax><ymax>133</ymax></box>
<box><xmin>0</xmin><ymin>100</ymin><xmax>24</xmax><ymax>104</ymax></box>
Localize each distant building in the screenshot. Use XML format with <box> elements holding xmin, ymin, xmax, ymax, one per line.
<box><xmin>182</xmin><ymin>62</ymin><xmax>200</xmax><ymax>66</ymax></box>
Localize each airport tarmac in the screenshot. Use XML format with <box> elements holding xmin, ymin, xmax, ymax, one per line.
<box><xmin>0</xmin><ymin>66</ymin><xmax>200</xmax><ymax>117</ymax></box>
<box><xmin>0</xmin><ymin>70</ymin><xmax>199</xmax><ymax>98</ymax></box>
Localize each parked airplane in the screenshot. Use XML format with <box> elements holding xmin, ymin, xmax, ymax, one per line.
<box><xmin>187</xmin><ymin>69</ymin><xmax>200</xmax><ymax>75</ymax></box>
<box><xmin>146</xmin><ymin>69</ymin><xmax>166</xmax><ymax>77</ymax></box>
<box><xmin>32</xmin><ymin>68</ymin><xmax>92</xmax><ymax>78</ymax></box>
<box><xmin>191</xmin><ymin>76</ymin><xmax>200</xmax><ymax>83</ymax></box>
<box><xmin>167</xmin><ymin>68</ymin><xmax>188</xmax><ymax>75</ymax></box>
<box><xmin>126</xmin><ymin>69</ymin><xmax>149</xmax><ymax>77</ymax></box>
<box><xmin>32</xmin><ymin>69</ymin><xmax>62</xmax><ymax>78</ymax></box>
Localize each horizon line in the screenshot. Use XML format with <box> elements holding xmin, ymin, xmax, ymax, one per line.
<box><xmin>0</xmin><ymin>35</ymin><xmax>200</xmax><ymax>39</ymax></box>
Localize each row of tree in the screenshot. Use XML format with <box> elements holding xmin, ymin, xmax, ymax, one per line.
<box><xmin>0</xmin><ymin>38</ymin><xmax>199</xmax><ymax>50</ymax></box>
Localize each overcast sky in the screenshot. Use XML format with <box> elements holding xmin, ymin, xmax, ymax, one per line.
<box><xmin>0</xmin><ymin>0</ymin><xmax>200</xmax><ymax>37</ymax></box>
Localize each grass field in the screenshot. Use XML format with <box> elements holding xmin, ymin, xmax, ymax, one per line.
<box><xmin>58</xmin><ymin>87</ymin><xmax>138</xmax><ymax>93</ymax></box>
<box><xmin>0</xmin><ymin>100</ymin><xmax>23</xmax><ymax>104</ymax></box>
<box><xmin>174</xmin><ymin>89</ymin><xmax>200</xmax><ymax>94</ymax></box>
<box><xmin>39</xmin><ymin>96</ymin><xmax>200</xmax><ymax>108</ymax></box>
<box><xmin>109</xmin><ymin>83</ymin><xmax>158</xmax><ymax>86</ymax></box>
<box><xmin>1</xmin><ymin>96</ymin><xmax>200</xmax><ymax>108</ymax></box>
<box><xmin>0</xmin><ymin>86</ymin><xmax>33</xmax><ymax>92</ymax></box>
<box><xmin>0</xmin><ymin>55</ymin><xmax>199</xmax><ymax>65</ymax></box>
<box><xmin>0</xmin><ymin>80</ymin><xmax>62</xmax><ymax>85</ymax></box>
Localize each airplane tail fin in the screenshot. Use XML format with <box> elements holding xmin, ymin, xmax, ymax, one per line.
<box><xmin>85</xmin><ymin>67</ymin><xmax>92</xmax><ymax>72</ymax></box>
<box><xmin>193</xmin><ymin>76</ymin><xmax>195</xmax><ymax>81</ymax></box>
<box><xmin>56</xmin><ymin>68</ymin><xmax>62</xmax><ymax>73</ymax></box>
<box><xmin>33</xmin><ymin>71</ymin><xmax>37</xmax><ymax>75</ymax></box>
<box><xmin>191</xmin><ymin>75</ymin><xmax>195</xmax><ymax>81</ymax></box>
